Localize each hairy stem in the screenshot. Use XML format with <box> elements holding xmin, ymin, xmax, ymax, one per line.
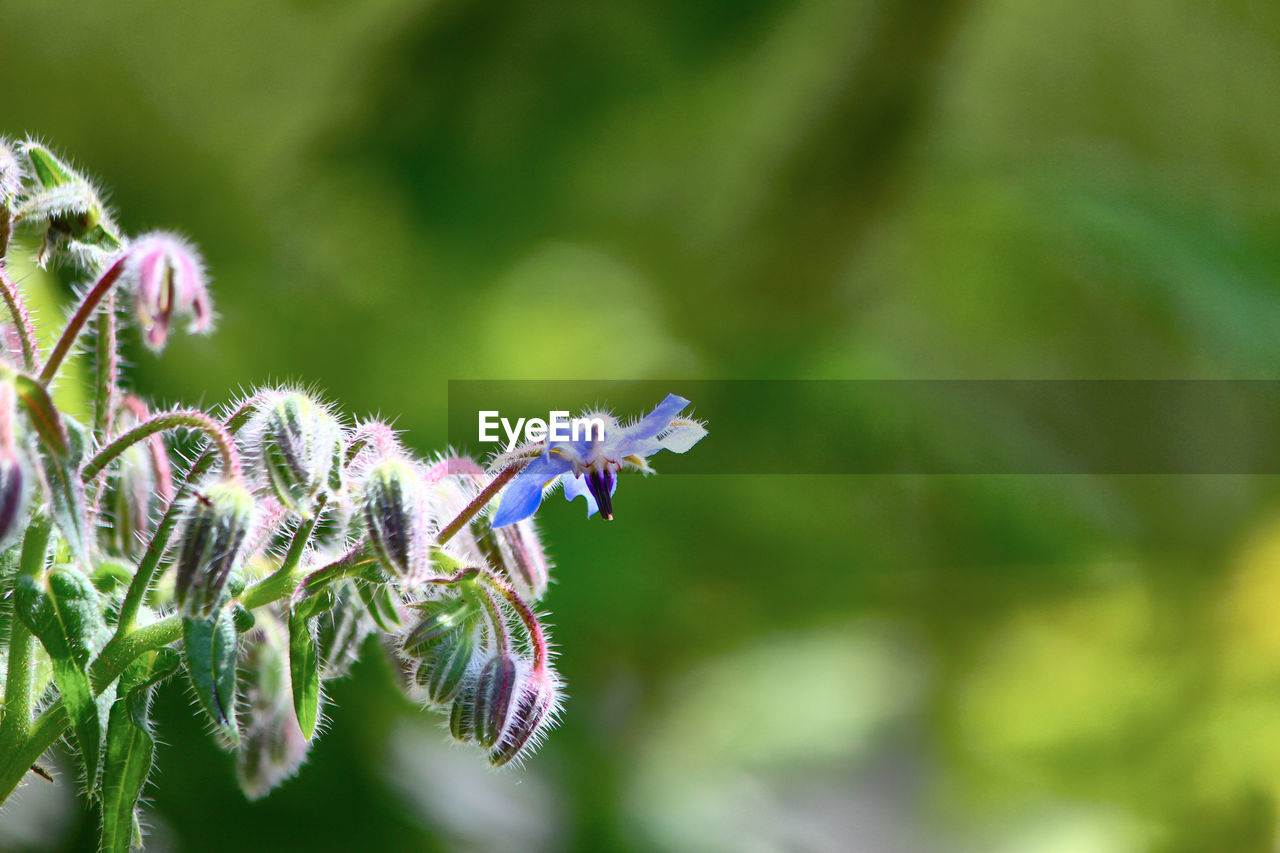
<box><xmin>252</xmin><ymin>494</ymin><xmax>327</xmax><ymax>601</ymax></box>
<box><xmin>0</xmin><ymin>518</ymin><xmax>53</xmax><ymax>768</ymax></box>
<box><xmin>0</xmin><ymin>264</ymin><xmax>39</xmax><ymax>373</ymax></box>
<box><xmin>92</xmin><ymin>291</ymin><xmax>117</xmax><ymax>438</ymax></box>
<box><xmin>0</xmin><ymin>701</ymin><xmax>67</xmax><ymax>806</ymax></box>
<box><xmin>82</xmin><ymin>409</ymin><xmax>240</xmax><ymax>483</ymax></box>
<box><xmin>437</xmin><ymin>461</ymin><xmax>526</xmax><ymax>545</ymax></box>
<box><xmin>39</xmin><ymin>254</ymin><xmax>125</xmax><ymax>385</ymax></box>
<box><xmin>475</xmin><ymin>568</ymin><xmax>548</xmax><ymax>672</ymax></box>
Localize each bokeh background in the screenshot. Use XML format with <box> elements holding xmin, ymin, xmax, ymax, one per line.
<box><xmin>3</xmin><ymin>0</ymin><xmax>1280</xmax><ymax>850</ymax></box>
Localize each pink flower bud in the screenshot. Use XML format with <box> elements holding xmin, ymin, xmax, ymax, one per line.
<box><xmin>0</xmin><ymin>383</ymin><xmax>29</xmax><ymax>550</ymax></box>
<box><xmin>488</xmin><ymin>667</ymin><xmax>562</xmax><ymax>767</ymax></box>
<box><xmin>123</xmin><ymin>232</ymin><xmax>211</xmax><ymax>351</ymax></box>
<box><xmin>0</xmin><ymin>139</ymin><xmax>21</xmax><ymax>208</ymax></box>
<box><xmin>103</xmin><ymin>397</ymin><xmax>174</xmax><ymax>558</ymax></box>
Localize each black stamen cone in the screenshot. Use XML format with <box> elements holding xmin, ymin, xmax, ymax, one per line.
<box><xmin>586</xmin><ymin>468</ymin><xmax>615</xmax><ymax>520</ymax></box>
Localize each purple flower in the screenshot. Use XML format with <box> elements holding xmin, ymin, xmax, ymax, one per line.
<box><xmin>491</xmin><ymin>393</ymin><xmax>706</xmax><ymax>528</ymax></box>
<box><xmin>123</xmin><ymin>232</ymin><xmax>211</xmax><ymax>350</ymax></box>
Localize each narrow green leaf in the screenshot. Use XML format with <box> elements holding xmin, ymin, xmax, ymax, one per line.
<box><xmin>182</xmin><ymin>610</ymin><xmax>239</xmax><ymax>743</ymax></box>
<box><xmin>288</xmin><ymin>606</ymin><xmax>321</xmax><ymax>740</ymax></box>
<box><xmin>100</xmin><ymin>649</ymin><xmax>179</xmax><ymax>853</ymax></box>
<box><xmin>15</xmin><ymin>566</ymin><xmax>111</xmax><ymax>784</ymax></box>
<box><xmin>13</xmin><ymin>373</ymin><xmax>68</xmax><ymax>457</ymax></box>
<box><xmin>35</xmin><ymin>416</ymin><xmax>91</xmax><ymax>565</ymax></box>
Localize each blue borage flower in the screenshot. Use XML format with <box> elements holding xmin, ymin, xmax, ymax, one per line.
<box><xmin>491</xmin><ymin>393</ymin><xmax>707</xmax><ymax>528</ymax></box>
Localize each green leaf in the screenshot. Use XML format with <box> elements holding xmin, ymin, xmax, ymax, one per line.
<box><xmin>15</xmin><ymin>566</ymin><xmax>111</xmax><ymax>784</ymax></box>
<box><xmin>22</xmin><ymin>143</ymin><xmax>79</xmax><ymax>189</ymax></box>
<box><xmin>288</xmin><ymin>604</ymin><xmax>322</xmax><ymax>741</ymax></box>
<box><xmin>100</xmin><ymin>649</ymin><xmax>178</xmax><ymax>853</ymax></box>
<box><xmin>12</xmin><ymin>373</ymin><xmax>68</xmax><ymax>457</ymax></box>
<box><xmin>183</xmin><ymin>610</ymin><xmax>239</xmax><ymax>744</ymax></box>
<box><xmin>35</xmin><ymin>415</ymin><xmax>91</xmax><ymax>566</ymax></box>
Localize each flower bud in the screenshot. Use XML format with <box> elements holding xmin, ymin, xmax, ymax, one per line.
<box><xmin>449</xmin><ymin>676</ymin><xmax>478</xmax><ymax>743</ymax></box>
<box><xmin>477</xmin><ymin>515</ymin><xmax>552</xmax><ymax>602</ymax></box>
<box><xmin>489</xmin><ymin>667</ymin><xmax>562</xmax><ymax>767</ymax></box>
<box><xmin>472</xmin><ymin>653</ymin><xmax>526</xmax><ymax>748</ymax></box>
<box><xmin>255</xmin><ymin>392</ymin><xmax>343</xmax><ymax>515</ymax></box>
<box><xmin>362</xmin><ymin>458</ymin><xmax>433</xmax><ymax>584</ymax></box>
<box><xmin>0</xmin><ymin>383</ymin><xmax>29</xmax><ymax>550</ymax></box>
<box><xmin>15</xmin><ymin>142</ymin><xmax>120</xmax><ymax>265</ymax></box>
<box><xmin>121</xmin><ymin>232</ymin><xmax>211</xmax><ymax>351</ymax></box>
<box><xmin>103</xmin><ymin>397</ymin><xmax>173</xmax><ymax>558</ymax></box>
<box><xmin>402</xmin><ymin>596</ymin><xmax>480</xmax><ymax>658</ymax></box>
<box><xmin>317</xmin><ymin>582</ymin><xmax>376</xmax><ymax>681</ymax></box>
<box><xmin>415</xmin><ymin>622</ymin><xmax>481</xmax><ymax>706</ymax></box>
<box><xmin>175</xmin><ymin>479</ymin><xmax>255</xmax><ymax>617</ymax></box>
<box><xmin>236</xmin><ymin>614</ymin><xmax>310</xmax><ymax>800</ymax></box>
<box><xmin>0</xmin><ymin>139</ymin><xmax>21</xmax><ymax>209</ymax></box>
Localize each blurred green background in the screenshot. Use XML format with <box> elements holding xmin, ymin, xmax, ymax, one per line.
<box><xmin>3</xmin><ymin>0</ymin><xmax>1280</xmax><ymax>850</ymax></box>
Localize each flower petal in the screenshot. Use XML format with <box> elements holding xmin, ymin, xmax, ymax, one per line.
<box><xmin>491</xmin><ymin>455</ymin><xmax>572</xmax><ymax>528</ymax></box>
<box><xmin>659</xmin><ymin>420</ymin><xmax>707</xmax><ymax>454</ymax></box>
<box><xmin>616</xmin><ymin>394</ymin><xmax>690</xmax><ymax>456</ymax></box>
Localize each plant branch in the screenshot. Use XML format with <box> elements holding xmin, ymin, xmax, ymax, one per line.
<box><xmin>82</xmin><ymin>409</ymin><xmax>240</xmax><ymax>484</ymax></box>
<box><xmin>0</xmin><ymin>264</ymin><xmax>39</xmax><ymax>373</ymax></box>
<box><xmin>39</xmin><ymin>254</ymin><xmax>126</xmax><ymax>385</ymax></box>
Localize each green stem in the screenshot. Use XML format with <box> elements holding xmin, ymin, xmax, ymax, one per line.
<box><xmin>39</xmin><ymin>254</ymin><xmax>126</xmax><ymax>385</ymax></box>
<box><xmin>249</xmin><ymin>494</ymin><xmax>327</xmax><ymax>604</ymax></box>
<box><xmin>92</xmin><ymin>291</ymin><xmax>116</xmax><ymax>438</ymax></box>
<box><xmin>474</xmin><ymin>567</ymin><xmax>549</xmax><ymax>672</ymax></box>
<box><xmin>90</xmin><ymin>617</ymin><xmax>182</xmax><ymax>695</ymax></box>
<box><xmin>437</xmin><ymin>461</ymin><xmax>526</xmax><ymax>545</ymax></box>
<box><xmin>82</xmin><ymin>409</ymin><xmax>240</xmax><ymax>483</ymax></box>
<box><xmin>0</xmin><ymin>518</ymin><xmax>53</xmax><ymax>764</ymax></box>
<box><xmin>0</xmin><ymin>701</ymin><xmax>67</xmax><ymax>806</ymax></box>
<box><xmin>0</xmin><ymin>264</ymin><xmax>38</xmax><ymax>374</ymax></box>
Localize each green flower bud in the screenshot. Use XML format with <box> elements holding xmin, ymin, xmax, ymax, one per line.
<box><xmin>236</xmin><ymin>614</ymin><xmax>310</xmax><ymax>800</ymax></box>
<box><xmin>175</xmin><ymin>479</ymin><xmax>255</xmax><ymax>617</ymax></box>
<box><xmin>255</xmin><ymin>392</ymin><xmax>343</xmax><ymax>516</ymax></box>
<box><xmin>472</xmin><ymin>653</ymin><xmax>524</xmax><ymax>748</ymax></box>
<box><xmin>362</xmin><ymin>458</ymin><xmax>433</xmax><ymax>584</ymax></box>
<box><xmin>417</xmin><ymin>622</ymin><xmax>481</xmax><ymax>706</ymax></box>
<box><xmin>402</xmin><ymin>596</ymin><xmax>480</xmax><ymax>659</ymax></box>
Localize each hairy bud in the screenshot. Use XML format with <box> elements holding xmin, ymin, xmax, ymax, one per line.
<box><xmin>254</xmin><ymin>392</ymin><xmax>343</xmax><ymax>515</ymax></box>
<box><xmin>237</xmin><ymin>614</ymin><xmax>310</xmax><ymax>800</ymax></box>
<box><xmin>0</xmin><ymin>139</ymin><xmax>21</xmax><ymax>209</ymax></box>
<box><xmin>489</xmin><ymin>666</ymin><xmax>562</xmax><ymax>767</ymax></box>
<box><xmin>472</xmin><ymin>653</ymin><xmax>526</xmax><ymax>748</ymax></box>
<box><xmin>16</xmin><ymin>142</ymin><xmax>120</xmax><ymax>266</ymax></box>
<box><xmin>477</xmin><ymin>515</ymin><xmax>552</xmax><ymax>601</ymax></box>
<box><xmin>449</xmin><ymin>675</ymin><xmax>478</xmax><ymax>743</ymax></box>
<box><xmin>427</xmin><ymin>462</ymin><xmax>553</xmax><ymax>600</ymax></box>
<box><xmin>103</xmin><ymin>397</ymin><xmax>173</xmax><ymax>558</ymax></box>
<box><xmin>402</xmin><ymin>597</ymin><xmax>480</xmax><ymax>658</ymax></box>
<box><xmin>362</xmin><ymin>458</ymin><xmax>433</xmax><ymax>584</ymax></box>
<box><xmin>317</xmin><ymin>582</ymin><xmax>376</xmax><ymax>681</ymax></box>
<box><xmin>413</xmin><ymin>621</ymin><xmax>481</xmax><ymax>706</ymax></box>
<box><xmin>121</xmin><ymin>231</ymin><xmax>211</xmax><ymax>351</ymax></box>
<box><xmin>0</xmin><ymin>383</ymin><xmax>29</xmax><ymax>550</ymax></box>
<box><xmin>175</xmin><ymin>479</ymin><xmax>255</xmax><ymax>616</ymax></box>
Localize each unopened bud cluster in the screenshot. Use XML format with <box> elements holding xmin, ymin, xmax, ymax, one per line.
<box><xmin>0</xmin><ymin>137</ymin><xmax>704</xmax><ymax>851</ymax></box>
